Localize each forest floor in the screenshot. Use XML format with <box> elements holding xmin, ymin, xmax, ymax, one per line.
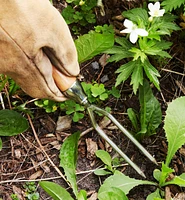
<box><xmin>1</xmin><ymin>0</ymin><xmax>185</xmax><ymax>199</ymax></box>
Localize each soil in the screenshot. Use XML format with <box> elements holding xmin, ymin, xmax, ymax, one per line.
<box><xmin>1</xmin><ymin>0</ymin><xmax>185</xmax><ymax>200</ymax></box>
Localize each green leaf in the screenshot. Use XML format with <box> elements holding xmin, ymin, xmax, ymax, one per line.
<box><xmin>163</xmin><ymin>176</ymin><xmax>185</xmax><ymax>187</ymax></box>
<box><xmin>122</xmin><ymin>8</ymin><xmax>148</xmax><ymax>25</ymax></box>
<box><xmin>164</xmin><ymin>96</ymin><xmax>185</xmax><ymax>166</ymax></box>
<box><xmin>78</xmin><ymin>190</ymin><xmax>87</xmax><ymax>200</ymax></box>
<box><xmin>0</xmin><ymin>137</ymin><xmax>2</xmax><ymax>151</ymax></box>
<box><xmin>73</xmin><ymin>112</ymin><xmax>84</xmax><ymax>122</ymax></box>
<box><xmin>159</xmin><ymin>163</ymin><xmax>174</xmax><ymax>186</ymax></box>
<box><xmin>143</xmin><ymin>59</ymin><xmax>160</xmax><ymax>90</ymax></box>
<box><xmin>105</xmin><ymin>37</ymin><xmax>134</xmax><ymax>63</ymax></box>
<box><xmin>98</xmin><ymin>170</ymin><xmax>155</xmax><ymax>196</ymax></box>
<box><xmin>130</xmin><ymin>62</ymin><xmax>143</xmax><ymax>94</ymax></box>
<box><xmin>146</xmin><ymin>189</ymin><xmax>161</xmax><ymax>200</ymax></box>
<box><xmin>115</xmin><ymin>61</ymin><xmax>135</xmax><ymax>87</ymax></box>
<box><xmin>100</xmin><ymin>93</ymin><xmax>108</xmax><ymax>101</ymax></box>
<box><xmin>39</xmin><ymin>181</ymin><xmax>73</xmax><ymax>200</ymax></box>
<box><xmin>161</xmin><ymin>0</ymin><xmax>185</xmax><ymax>12</ymax></box>
<box><xmin>59</xmin><ymin>132</ymin><xmax>81</xmax><ymax>197</ymax></box>
<box><xmin>0</xmin><ymin>109</ymin><xmax>28</xmax><ymax>136</ymax></box>
<box><xmin>137</xmin><ymin>79</ymin><xmax>162</xmax><ymax>139</ymax></box>
<box><xmin>109</xmin><ymin>86</ymin><xmax>120</xmax><ymax>98</ymax></box>
<box><xmin>95</xmin><ymin>150</ymin><xmax>112</xmax><ymax>169</ymax></box>
<box><xmin>98</xmin><ymin>187</ymin><xmax>128</xmax><ymax>200</ymax></box>
<box><xmin>94</xmin><ymin>169</ymin><xmax>112</xmax><ymax>176</ymax></box>
<box><xmin>179</xmin><ymin>173</ymin><xmax>185</xmax><ymax>180</ymax></box>
<box><xmin>75</xmin><ymin>31</ymin><xmax>114</xmax><ymax>63</ymax></box>
<box><xmin>127</xmin><ymin>108</ymin><xmax>139</xmax><ymax>132</ymax></box>
<box><xmin>91</xmin><ymin>83</ymin><xmax>106</xmax><ymax>97</ymax></box>
<box><xmin>130</xmin><ymin>48</ymin><xmax>147</xmax><ymax>63</ymax></box>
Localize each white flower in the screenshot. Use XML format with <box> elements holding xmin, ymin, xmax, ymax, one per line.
<box><xmin>120</xmin><ymin>19</ymin><xmax>148</xmax><ymax>43</ymax></box>
<box><xmin>148</xmin><ymin>2</ymin><xmax>165</xmax><ymax>18</ymax></box>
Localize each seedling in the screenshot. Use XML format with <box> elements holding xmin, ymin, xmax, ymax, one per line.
<box><xmin>62</xmin><ymin>0</ymin><xmax>97</xmax><ymax>34</ymax></box>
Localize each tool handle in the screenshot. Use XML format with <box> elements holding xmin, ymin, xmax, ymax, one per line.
<box><xmin>52</xmin><ymin>67</ymin><xmax>76</xmax><ymax>92</ymax></box>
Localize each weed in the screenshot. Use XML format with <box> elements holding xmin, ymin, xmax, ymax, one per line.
<box><xmin>24</xmin><ymin>182</ymin><xmax>39</xmax><ymax>200</ymax></box>
<box><xmin>62</xmin><ymin>0</ymin><xmax>97</xmax><ymax>34</ymax></box>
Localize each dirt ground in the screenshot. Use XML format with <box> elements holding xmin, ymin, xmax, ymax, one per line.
<box><xmin>1</xmin><ymin>0</ymin><xmax>185</xmax><ymax>199</ymax></box>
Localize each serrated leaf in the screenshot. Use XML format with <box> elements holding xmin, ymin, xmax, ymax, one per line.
<box><xmin>131</xmin><ymin>63</ymin><xmax>143</xmax><ymax>94</ymax></box>
<box><xmin>98</xmin><ymin>187</ymin><xmax>128</xmax><ymax>200</ymax></box>
<box><xmin>137</xmin><ymin>79</ymin><xmax>162</xmax><ymax>139</ymax></box>
<box><xmin>161</xmin><ymin>0</ymin><xmax>185</xmax><ymax>12</ymax></box>
<box><xmin>95</xmin><ymin>150</ymin><xmax>112</xmax><ymax>168</ymax></box>
<box><xmin>75</xmin><ymin>32</ymin><xmax>114</xmax><ymax>63</ymax></box>
<box><xmin>98</xmin><ymin>170</ymin><xmax>155</xmax><ymax>196</ymax></box>
<box><xmin>164</xmin><ymin>96</ymin><xmax>185</xmax><ymax>166</ymax></box>
<box><xmin>59</xmin><ymin>132</ymin><xmax>80</xmax><ymax>197</ymax></box>
<box><xmin>0</xmin><ymin>109</ymin><xmax>28</xmax><ymax>136</ymax></box>
<box><xmin>115</xmin><ymin>37</ymin><xmax>133</xmax><ymax>49</ymax></box>
<box><xmin>39</xmin><ymin>181</ymin><xmax>73</xmax><ymax>200</ymax></box>
<box><xmin>143</xmin><ymin>59</ymin><xmax>160</xmax><ymax>90</ymax></box>
<box><xmin>130</xmin><ymin>48</ymin><xmax>147</xmax><ymax>63</ymax></box>
<box><xmin>105</xmin><ymin>46</ymin><xmax>133</xmax><ymax>63</ymax></box>
<box><xmin>115</xmin><ymin>61</ymin><xmax>135</xmax><ymax>87</ymax></box>
<box><xmin>122</xmin><ymin>8</ymin><xmax>148</xmax><ymax>25</ymax></box>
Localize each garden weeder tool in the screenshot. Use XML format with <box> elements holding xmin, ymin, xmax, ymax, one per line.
<box><xmin>52</xmin><ymin>67</ymin><xmax>158</xmax><ymax>178</ymax></box>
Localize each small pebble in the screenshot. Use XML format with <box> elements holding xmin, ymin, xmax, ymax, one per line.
<box><xmin>101</xmin><ymin>75</ymin><xmax>109</xmax><ymax>83</ymax></box>
<box><xmin>91</xmin><ymin>61</ymin><xmax>99</xmax><ymax>70</ymax></box>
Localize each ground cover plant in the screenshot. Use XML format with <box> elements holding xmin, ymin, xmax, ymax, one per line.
<box><xmin>1</xmin><ymin>0</ymin><xmax>185</xmax><ymax>199</ymax></box>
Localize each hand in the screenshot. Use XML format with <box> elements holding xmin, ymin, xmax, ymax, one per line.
<box><xmin>0</xmin><ymin>0</ymin><xmax>80</xmax><ymax>101</ymax></box>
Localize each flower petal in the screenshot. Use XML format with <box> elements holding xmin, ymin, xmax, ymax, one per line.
<box><xmin>130</xmin><ymin>31</ymin><xmax>138</xmax><ymax>43</ymax></box>
<box><xmin>124</xmin><ymin>19</ymin><xmax>134</xmax><ymax>29</ymax></box>
<box><xmin>148</xmin><ymin>3</ymin><xmax>153</xmax><ymax>12</ymax></box>
<box><xmin>135</xmin><ymin>28</ymin><xmax>148</xmax><ymax>36</ymax></box>
<box><xmin>158</xmin><ymin>9</ymin><xmax>165</xmax><ymax>16</ymax></box>
<box><xmin>120</xmin><ymin>28</ymin><xmax>131</xmax><ymax>33</ymax></box>
<box><xmin>154</xmin><ymin>2</ymin><xmax>160</xmax><ymax>10</ymax></box>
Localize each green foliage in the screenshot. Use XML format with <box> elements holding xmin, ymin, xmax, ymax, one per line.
<box><xmin>95</xmin><ymin>150</ymin><xmax>114</xmax><ymax>175</ymax></box>
<box><xmin>161</xmin><ymin>0</ymin><xmax>185</xmax><ymax>12</ymax></box>
<box><xmin>127</xmin><ymin>79</ymin><xmax>162</xmax><ymax>140</ymax></box>
<box><xmin>105</xmin><ymin>5</ymin><xmax>179</xmax><ymax>93</ymax></box>
<box><xmin>59</xmin><ymin>132</ymin><xmax>80</xmax><ymax>197</ymax></box>
<box><xmin>82</xmin><ymin>82</ymin><xmax>120</xmax><ymax>104</ymax></box>
<box><xmin>98</xmin><ymin>187</ymin><xmax>128</xmax><ymax>200</ymax></box>
<box><xmin>62</xmin><ymin>0</ymin><xmax>97</xmax><ymax>33</ymax></box>
<box><xmin>39</xmin><ymin>181</ymin><xmax>73</xmax><ymax>200</ymax></box>
<box><xmin>164</xmin><ymin>96</ymin><xmax>185</xmax><ymax>166</ymax></box>
<box><xmin>34</xmin><ymin>99</ymin><xmax>58</xmax><ymax>113</ymax></box>
<box><xmin>60</xmin><ymin>100</ymin><xmax>85</xmax><ymax>122</ymax></box>
<box><xmin>23</xmin><ymin>182</ymin><xmax>39</xmax><ymax>200</ymax></box>
<box><xmin>75</xmin><ymin>25</ymin><xmax>114</xmax><ymax>63</ymax></box>
<box><xmin>0</xmin><ymin>109</ymin><xmax>28</xmax><ymax>136</ymax></box>
<box><xmin>11</xmin><ymin>194</ymin><xmax>20</xmax><ymax>200</ymax></box>
<box><xmin>98</xmin><ymin>170</ymin><xmax>155</xmax><ymax>198</ymax></box>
